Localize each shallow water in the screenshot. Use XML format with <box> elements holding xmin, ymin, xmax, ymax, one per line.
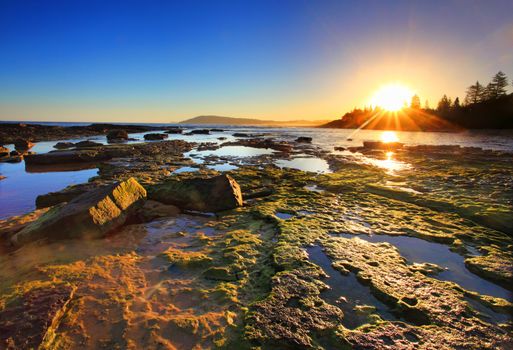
<box><xmin>275</xmin><ymin>157</ymin><xmax>331</xmax><ymax>173</ymax></box>
<box><xmin>207</xmin><ymin>163</ymin><xmax>238</xmax><ymax>172</ymax></box>
<box><xmin>275</xmin><ymin>211</ymin><xmax>294</xmax><ymax>220</ymax></box>
<box><xmin>304</xmin><ymin>184</ymin><xmax>324</xmax><ymax>192</ymax></box>
<box><xmin>334</xmin><ymin>233</ymin><xmax>512</xmax><ymax>301</ymax></box>
<box><xmin>307</xmin><ymin>245</ymin><xmax>397</xmax><ymax>328</ymax></box>
<box><xmin>187</xmin><ymin>145</ymin><xmax>275</xmax><ymax>158</ymax></box>
<box><xmin>0</xmin><ymin>161</ymin><xmax>97</xmax><ymax>219</ymax></box>
<box><xmin>173</xmin><ymin>166</ymin><xmax>200</xmax><ymax>174</ymax></box>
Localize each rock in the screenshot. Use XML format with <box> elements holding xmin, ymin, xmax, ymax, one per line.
<box><xmin>187</xmin><ymin>129</ymin><xmax>210</xmax><ymax>135</ymax></box>
<box><xmin>233</xmin><ymin>133</ymin><xmax>249</xmax><ymax>137</ymax></box>
<box><xmin>296</xmin><ymin>137</ymin><xmax>312</xmax><ymax>143</ymax></box>
<box><xmin>106</xmin><ymin>130</ymin><xmax>128</xmax><ymax>142</ymax></box>
<box><xmin>54</xmin><ymin>142</ymin><xmax>75</xmax><ymax>149</ymax></box>
<box><xmin>14</xmin><ymin>139</ymin><xmax>34</xmax><ymax>150</ymax></box>
<box><xmin>75</xmin><ymin>140</ymin><xmax>103</xmax><ymax>148</ymax></box>
<box><xmin>210</xmin><ymin>128</ymin><xmax>223</xmax><ymax>132</ymax></box>
<box><xmin>0</xmin><ymin>146</ymin><xmax>9</xmax><ymax>157</ymax></box>
<box><xmin>165</xmin><ymin>128</ymin><xmax>183</xmax><ymax>134</ymax></box>
<box><xmin>363</xmin><ymin>141</ymin><xmax>403</xmax><ymax>150</ymax></box>
<box><xmin>25</xmin><ymin>149</ymin><xmax>109</xmax><ymax>165</ymax></box>
<box><xmin>148</xmin><ymin>174</ymin><xmax>243</xmax><ymax>212</ymax></box>
<box><xmin>144</xmin><ymin>133</ymin><xmax>168</xmax><ymax>140</ymax></box>
<box><xmin>218</xmin><ymin>137</ymin><xmax>227</xmax><ymax>140</ymax></box>
<box><xmin>0</xmin><ymin>155</ymin><xmax>22</xmax><ymax>163</ymax></box>
<box><xmin>11</xmin><ymin>177</ymin><xmax>146</xmax><ymax>246</ymax></box>
<box><xmin>0</xmin><ymin>285</ymin><xmax>76</xmax><ymax>349</ymax></box>
<box><xmin>9</xmin><ymin>150</ymin><xmax>20</xmax><ymax>156</ymax></box>
<box><xmin>334</xmin><ymin>146</ymin><xmax>345</xmax><ymax>151</ymax></box>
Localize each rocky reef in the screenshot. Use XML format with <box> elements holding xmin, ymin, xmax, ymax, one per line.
<box><xmin>0</xmin><ymin>136</ymin><xmax>512</xmax><ymax>349</ymax></box>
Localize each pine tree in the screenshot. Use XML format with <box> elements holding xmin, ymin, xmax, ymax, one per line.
<box><xmin>453</xmin><ymin>97</ymin><xmax>460</xmax><ymax>109</ymax></box>
<box><xmin>437</xmin><ymin>95</ymin><xmax>452</xmax><ymax>113</ymax></box>
<box><xmin>487</xmin><ymin>71</ymin><xmax>509</xmax><ymax>99</ymax></box>
<box><xmin>410</xmin><ymin>94</ymin><xmax>421</xmax><ymax>109</ymax></box>
<box><xmin>464</xmin><ymin>81</ymin><xmax>484</xmax><ymax>105</ymax></box>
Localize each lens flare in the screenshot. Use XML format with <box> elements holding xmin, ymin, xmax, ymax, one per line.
<box><xmin>370</xmin><ymin>83</ymin><xmax>414</xmax><ymax>111</ymax></box>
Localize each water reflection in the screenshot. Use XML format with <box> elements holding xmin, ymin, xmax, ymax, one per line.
<box><xmin>187</xmin><ymin>146</ymin><xmax>275</xmax><ymax>159</ymax></box>
<box><xmin>275</xmin><ymin>157</ymin><xmax>331</xmax><ymax>173</ymax></box>
<box><xmin>336</xmin><ymin>150</ymin><xmax>411</xmax><ymax>174</ymax></box>
<box><xmin>0</xmin><ymin>161</ymin><xmax>97</xmax><ymax>219</ymax></box>
<box><xmin>377</xmin><ymin>151</ymin><xmax>408</xmax><ymax>174</ymax></box>
<box><xmin>380</xmin><ymin>131</ymin><xmax>399</xmax><ymax>143</ymax></box>
<box><xmin>335</xmin><ymin>233</ymin><xmax>512</xmax><ymax>301</ymax></box>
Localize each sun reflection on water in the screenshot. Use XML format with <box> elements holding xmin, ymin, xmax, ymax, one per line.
<box><xmin>380</xmin><ymin>131</ymin><xmax>399</xmax><ymax>143</ymax></box>
<box><xmin>366</xmin><ymin>151</ymin><xmax>410</xmax><ymax>174</ymax></box>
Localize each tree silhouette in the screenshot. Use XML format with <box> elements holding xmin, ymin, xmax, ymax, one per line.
<box><xmin>437</xmin><ymin>95</ymin><xmax>452</xmax><ymax>113</ymax></box>
<box><xmin>410</xmin><ymin>94</ymin><xmax>421</xmax><ymax>109</ymax></box>
<box><xmin>453</xmin><ymin>97</ymin><xmax>460</xmax><ymax>109</ymax></box>
<box><xmin>486</xmin><ymin>71</ymin><xmax>509</xmax><ymax>99</ymax></box>
<box><xmin>465</xmin><ymin>81</ymin><xmax>485</xmax><ymax>105</ymax></box>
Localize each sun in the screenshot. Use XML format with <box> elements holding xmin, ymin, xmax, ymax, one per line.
<box><xmin>370</xmin><ymin>83</ymin><xmax>414</xmax><ymax>111</ymax></box>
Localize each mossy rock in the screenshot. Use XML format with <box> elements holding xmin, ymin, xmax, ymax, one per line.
<box><xmin>11</xmin><ymin>177</ymin><xmax>146</xmax><ymax>246</ymax></box>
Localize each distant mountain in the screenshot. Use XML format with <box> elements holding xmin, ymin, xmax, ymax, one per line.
<box><xmin>179</xmin><ymin>115</ymin><xmax>327</xmax><ymax>127</ymax></box>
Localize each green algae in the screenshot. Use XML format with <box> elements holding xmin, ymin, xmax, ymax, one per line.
<box><xmin>1</xmin><ymin>144</ymin><xmax>512</xmax><ymax>349</ymax></box>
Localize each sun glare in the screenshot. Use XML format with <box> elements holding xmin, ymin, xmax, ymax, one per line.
<box><xmin>370</xmin><ymin>83</ymin><xmax>414</xmax><ymax>112</ymax></box>
<box><xmin>381</xmin><ymin>131</ymin><xmax>399</xmax><ymax>143</ymax></box>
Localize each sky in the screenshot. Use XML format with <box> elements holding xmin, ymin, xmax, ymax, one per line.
<box><xmin>0</xmin><ymin>0</ymin><xmax>512</xmax><ymax>123</ymax></box>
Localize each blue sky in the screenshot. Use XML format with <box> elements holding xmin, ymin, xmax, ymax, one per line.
<box><xmin>1</xmin><ymin>0</ymin><xmax>512</xmax><ymax>122</ymax></box>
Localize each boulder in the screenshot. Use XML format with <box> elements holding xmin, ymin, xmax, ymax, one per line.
<box><xmin>144</xmin><ymin>133</ymin><xmax>168</xmax><ymax>140</ymax></box>
<box><xmin>54</xmin><ymin>142</ymin><xmax>75</xmax><ymax>149</ymax></box>
<box><xmin>107</xmin><ymin>130</ymin><xmax>128</xmax><ymax>142</ymax></box>
<box><xmin>296</xmin><ymin>137</ymin><xmax>312</xmax><ymax>143</ymax></box>
<box><xmin>148</xmin><ymin>174</ymin><xmax>243</xmax><ymax>212</ymax></box>
<box><xmin>75</xmin><ymin>140</ymin><xmax>103</xmax><ymax>148</ymax></box>
<box><xmin>14</xmin><ymin>139</ymin><xmax>34</xmax><ymax>150</ymax></box>
<box><xmin>233</xmin><ymin>133</ymin><xmax>251</xmax><ymax>137</ymax></box>
<box><xmin>11</xmin><ymin>178</ymin><xmax>146</xmax><ymax>246</ymax></box>
<box><xmin>334</xmin><ymin>146</ymin><xmax>345</xmax><ymax>151</ymax></box>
